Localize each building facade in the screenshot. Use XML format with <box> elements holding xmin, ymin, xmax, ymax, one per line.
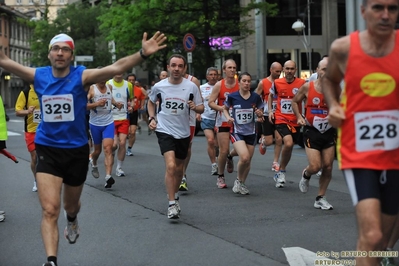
<box><xmin>0</xmin><ymin>4</ymin><xmax>31</xmax><ymax>108</ymax></box>
<box><xmin>235</xmin><ymin>0</ymin><xmax>367</xmax><ymax>80</ymax></box>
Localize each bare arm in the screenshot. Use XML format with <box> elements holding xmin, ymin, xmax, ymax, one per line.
<box><xmin>0</xmin><ymin>50</ymin><xmax>35</xmax><ymax>83</ymax></box>
<box><xmin>322</xmin><ymin>36</ymin><xmax>349</xmax><ymax>127</ymax></box>
<box><xmin>255</xmin><ymin>80</ymin><xmax>263</xmax><ymax>96</ymax></box>
<box><xmin>208</xmin><ymin>81</ymin><xmax>223</xmax><ymax>112</ymax></box>
<box><xmin>82</xmin><ymin>32</ymin><xmax>167</xmax><ymax>86</ymax></box>
<box><xmin>147</xmin><ymin>99</ymin><xmax>157</xmax><ymax>130</ymax></box>
<box><xmin>292</xmin><ymin>82</ymin><xmax>309</xmax><ymax>126</ymax></box>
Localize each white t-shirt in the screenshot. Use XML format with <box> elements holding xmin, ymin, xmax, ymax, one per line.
<box><xmin>149</xmin><ymin>78</ymin><xmax>203</xmax><ymax>139</ymax></box>
<box><xmin>200</xmin><ymin>82</ymin><xmax>216</xmax><ymax>120</ymax></box>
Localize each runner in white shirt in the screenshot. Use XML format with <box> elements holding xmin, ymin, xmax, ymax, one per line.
<box><xmin>87</xmin><ymin>78</ymin><xmax>122</xmax><ymax>189</ymax></box>
<box><xmin>198</xmin><ymin>67</ymin><xmax>219</xmax><ymax>175</ymax></box>
<box><xmin>147</xmin><ymin>54</ymin><xmax>204</xmax><ymax>219</ymax></box>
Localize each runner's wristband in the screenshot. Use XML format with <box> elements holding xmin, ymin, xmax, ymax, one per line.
<box><xmin>140</xmin><ymin>49</ymin><xmax>148</xmax><ymax>60</ymax></box>
<box><xmin>149</xmin><ymin>117</ymin><xmax>156</xmax><ymax>123</ymax></box>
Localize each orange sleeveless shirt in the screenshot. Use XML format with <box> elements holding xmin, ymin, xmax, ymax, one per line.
<box><xmin>304</xmin><ymin>81</ymin><xmax>331</xmax><ymax>133</ymax></box>
<box><xmin>217</xmin><ymin>79</ymin><xmax>239</xmax><ymax>127</ymax></box>
<box><xmin>274</xmin><ymin>77</ymin><xmax>306</xmax><ymax>126</ymax></box>
<box><xmin>338</xmin><ymin>31</ymin><xmax>399</xmax><ymax>170</ymax></box>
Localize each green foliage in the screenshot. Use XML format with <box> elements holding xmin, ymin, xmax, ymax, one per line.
<box><xmin>27</xmin><ymin>2</ymin><xmax>111</xmax><ymax>67</ymax></box>
<box><xmin>98</xmin><ymin>0</ymin><xmax>278</xmax><ymax>79</ymax></box>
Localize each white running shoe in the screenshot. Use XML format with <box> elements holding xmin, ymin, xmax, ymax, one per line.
<box><xmin>32</xmin><ymin>181</ymin><xmax>38</xmax><ymax>192</ymax></box>
<box><xmin>274</xmin><ymin>171</ymin><xmax>286</xmax><ymax>188</ymax></box>
<box><xmin>211</xmin><ymin>163</ymin><xmax>218</xmax><ymax>175</ymax></box>
<box><xmin>64</xmin><ymin>212</ymin><xmax>80</xmax><ymax>244</ymax></box>
<box><xmin>167</xmin><ymin>204</ymin><xmax>180</xmax><ymax>219</ymax></box>
<box><xmin>314</xmin><ymin>196</ymin><xmax>333</xmax><ymax>210</ymax></box>
<box><xmin>232</xmin><ymin>179</ymin><xmax>240</xmax><ymax>194</ymax></box>
<box><xmin>0</xmin><ymin>211</ymin><xmax>5</xmax><ymax>222</ymax></box>
<box><xmin>299</xmin><ymin>169</ymin><xmax>310</xmax><ymax>193</ymax></box>
<box><xmin>316</xmin><ymin>170</ymin><xmax>322</xmax><ymax>177</ymax></box>
<box><xmin>126</xmin><ymin>148</ymin><xmax>133</xmax><ymax>156</ymax></box>
<box><xmin>116</xmin><ymin>168</ymin><xmax>125</xmax><ymax>177</ymax></box>
<box><xmin>175</xmin><ymin>200</ymin><xmax>181</xmax><ymax>214</ymax></box>
<box><xmin>91</xmin><ymin>166</ymin><xmax>100</xmax><ymax>179</ymax></box>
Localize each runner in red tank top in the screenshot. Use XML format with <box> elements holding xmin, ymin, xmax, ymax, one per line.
<box><xmin>255</xmin><ymin>62</ymin><xmax>283</xmax><ymax>171</ymax></box>
<box><xmin>208</xmin><ymin>59</ymin><xmax>239</xmax><ymax>189</ymax></box>
<box><xmin>268</xmin><ymin>60</ymin><xmax>306</xmax><ymax>188</ymax></box>
<box><xmin>292</xmin><ymin>57</ymin><xmax>336</xmax><ymax>210</ymax></box>
<box><xmin>322</xmin><ymin>1</ymin><xmax>399</xmax><ymax>264</ymax></box>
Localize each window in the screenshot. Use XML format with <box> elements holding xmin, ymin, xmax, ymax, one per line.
<box><xmin>59</xmin><ymin>0</ymin><xmax>65</xmax><ymax>4</ymax></box>
<box><xmin>29</xmin><ymin>0</ymin><xmax>33</xmax><ymax>4</ymax></box>
<box><xmin>266</xmin><ymin>0</ymin><xmax>322</xmax><ymax>36</ymax></box>
<box><xmin>16</xmin><ymin>0</ymin><xmax>22</xmax><ymax>4</ymax></box>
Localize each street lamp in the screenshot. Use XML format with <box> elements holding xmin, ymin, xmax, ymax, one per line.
<box><xmin>292</xmin><ymin>18</ymin><xmax>312</xmax><ymax>73</ymax></box>
<box><xmin>292</xmin><ymin>0</ymin><xmax>312</xmax><ymax>73</ymax></box>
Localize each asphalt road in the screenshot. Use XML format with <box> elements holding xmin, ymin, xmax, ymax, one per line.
<box><xmin>0</xmin><ymin>110</ymin><xmax>363</xmax><ymax>266</ymax></box>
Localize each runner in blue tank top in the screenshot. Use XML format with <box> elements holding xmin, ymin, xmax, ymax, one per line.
<box><xmin>0</xmin><ymin>32</ymin><xmax>167</xmax><ymax>266</ymax></box>
<box><xmin>223</xmin><ymin>72</ymin><xmax>264</xmax><ymax>195</ymax></box>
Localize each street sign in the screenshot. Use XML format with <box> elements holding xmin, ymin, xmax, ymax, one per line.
<box><xmin>183</xmin><ymin>33</ymin><xmax>195</xmax><ymax>52</ymax></box>
<box><xmin>187</xmin><ymin>52</ymin><xmax>192</xmax><ymax>63</ymax></box>
<box><xmin>75</xmin><ymin>55</ymin><xmax>93</xmax><ymax>62</ymax></box>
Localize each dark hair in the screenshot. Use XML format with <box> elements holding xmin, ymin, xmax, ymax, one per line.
<box><xmin>127</xmin><ymin>73</ymin><xmax>136</xmax><ymax>79</ymax></box>
<box><xmin>238</xmin><ymin>71</ymin><xmax>251</xmax><ymax>81</ymax></box>
<box><xmin>167</xmin><ymin>54</ymin><xmax>187</xmax><ymax>66</ymax></box>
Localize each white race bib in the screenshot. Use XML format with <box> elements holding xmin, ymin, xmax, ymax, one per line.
<box><xmin>33</xmin><ymin>110</ymin><xmax>42</xmax><ymax>123</ymax></box>
<box><xmin>163</xmin><ymin>98</ymin><xmax>186</xmax><ymax>115</ymax></box>
<box><xmin>313</xmin><ymin>116</ymin><xmax>332</xmax><ymax>133</ymax></box>
<box><xmin>355</xmin><ymin>110</ymin><xmax>399</xmax><ymax>152</ymax></box>
<box><xmin>42</xmin><ymin>94</ymin><xmax>74</xmax><ymax>122</ymax></box>
<box><xmin>280</xmin><ymin>99</ymin><xmax>293</xmax><ymax>114</ymax></box>
<box><xmin>235</xmin><ymin>108</ymin><xmax>253</xmax><ymax>124</ymax></box>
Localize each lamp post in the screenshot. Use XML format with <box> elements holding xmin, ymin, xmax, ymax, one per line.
<box><xmin>291</xmin><ymin>0</ymin><xmax>312</xmax><ymax>74</ymax></box>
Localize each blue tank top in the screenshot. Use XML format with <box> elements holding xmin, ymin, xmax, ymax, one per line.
<box><xmin>34</xmin><ymin>66</ymin><xmax>87</xmax><ymax>148</ymax></box>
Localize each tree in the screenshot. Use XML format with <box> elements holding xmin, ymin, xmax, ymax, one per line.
<box><xmin>98</xmin><ymin>0</ymin><xmax>278</xmax><ymax>80</ymax></box>
<box><xmin>27</xmin><ymin>2</ymin><xmax>112</xmax><ymax>68</ymax></box>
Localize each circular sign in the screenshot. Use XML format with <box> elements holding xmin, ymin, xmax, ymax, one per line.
<box><xmin>183</xmin><ymin>33</ymin><xmax>196</xmax><ymax>52</ymax></box>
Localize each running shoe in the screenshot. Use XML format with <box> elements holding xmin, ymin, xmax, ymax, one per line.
<box><xmin>179</xmin><ymin>178</ymin><xmax>188</xmax><ymax>191</ymax></box>
<box><xmin>42</xmin><ymin>262</ymin><xmax>56</xmax><ymax>266</ymax></box>
<box><xmin>316</xmin><ymin>170</ymin><xmax>322</xmax><ymax>177</ymax></box>
<box><xmin>175</xmin><ymin>200</ymin><xmax>181</xmax><ymax>214</ymax></box>
<box><xmin>232</xmin><ymin>179</ymin><xmax>240</xmax><ymax>194</ymax></box>
<box><xmin>211</xmin><ymin>163</ymin><xmax>218</xmax><ymax>175</ymax></box>
<box><xmin>271</xmin><ymin>162</ymin><xmax>280</xmax><ymax>172</ymax></box>
<box><xmin>216</xmin><ymin>176</ymin><xmax>227</xmax><ymax>189</ymax></box>
<box><xmin>167</xmin><ymin>204</ymin><xmax>180</xmax><ymax>219</ymax></box>
<box><xmin>259</xmin><ymin>138</ymin><xmax>266</xmax><ymax>155</ymax></box>
<box><xmin>116</xmin><ymin>168</ymin><xmax>125</xmax><ymax>177</ymax></box>
<box><xmin>104</xmin><ymin>176</ymin><xmax>115</xmax><ymax>188</ymax></box>
<box><xmin>299</xmin><ymin>169</ymin><xmax>310</xmax><ymax>193</ymax></box>
<box><xmin>227</xmin><ymin>156</ymin><xmax>234</xmax><ymax>173</ymax></box>
<box><xmin>314</xmin><ymin>196</ymin><xmax>333</xmax><ymax>210</ymax></box>
<box><xmin>239</xmin><ymin>183</ymin><xmax>250</xmax><ymax>195</ymax></box>
<box><xmin>380</xmin><ymin>257</ymin><xmax>395</xmax><ymax>266</ymax></box>
<box><xmin>232</xmin><ymin>179</ymin><xmax>250</xmax><ymax>195</ymax></box>
<box><xmin>0</xmin><ymin>211</ymin><xmax>5</xmax><ymax>222</ymax></box>
<box><xmin>126</xmin><ymin>148</ymin><xmax>133</xmax><ymax>156</ymax></box>
<box><xmin>32</xmin><ymin>181</ymin><xmax>38</xmax><ymax>192</ymax></box>
<box><xmin>91</xmin><ymin>166</ymin><xmax>100</xmax><ymax>179</ymax></box>
<box><xmin>273</xmin><ymin>171</ymin><xmax>286</xmax><ymax>188</ymax></box>
<box><xmin>64</xmin><ymin>214</ymin><xmax>79</xmax><ymax>244</ymax></box>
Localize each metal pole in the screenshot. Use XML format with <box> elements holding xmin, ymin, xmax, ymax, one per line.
<box><xmin>255</xmin><ymin>0</ymin><xmax>266</xmax><ymax>79</ymax></box>
<box><xmin>307</xmin><ymin>0</ymin><xmax>312</xmax><ymax>72</ymax></box>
